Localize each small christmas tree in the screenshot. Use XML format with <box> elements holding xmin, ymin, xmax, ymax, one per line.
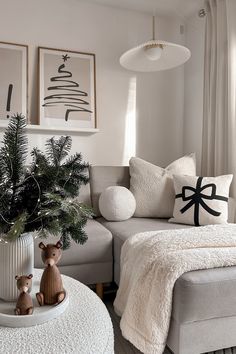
<box><xmin>0</xmin><ymin>114</ymin><xmax>94</xmax><ymax>249</ymax></box>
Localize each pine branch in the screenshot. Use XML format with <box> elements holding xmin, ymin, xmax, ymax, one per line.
<box><xmin>60</xmin><ymin>231</ymin><xmax>71</xmax><ymax>249</ymax></box>
<box><xmin>69</xmin><ymin>199</ymin><xmax>95</xmax><ymax>219</ymax></box>
<box><xmin>66</xmin><ymin>220</ymin><xmax>88</xmax><ymax>245</ymax></box>
<box><xmin>63</xmin><ymin>153</ymin><xmax>82</xmax><ymax>168</ymax></box>
<box><xmin>0</xmin><ymin>119</ymin><xmax>93</xmax><ymax>248</ymax></box>
<box><xmin>46</xmin><ymin>136</ymin><xmax>72</xmax><ymax>167</ymax></box>
<box><xmin>0</xmin><ymin>115</ymin><xmax>28</xmax><ymax>223</ymax></box>
<box><xmin>31</xmin><ymin>148</ymin><xmax>50</xmax><ymax>172</ymax></box>
<box><xmin>37</xmin><ymin>228</ymin><xmax>49</xmax><ymax>239</ymax></box>
<box><xmin>0</xmin><ymin>114</ymin><xmax>27</xmax><ymax>187</ymax></box>
<box><xmin>0</xmin><ymin>188</ymin><xmax>12</xmax><ymax>211</ymax></box>
<box><xmin>7</xmin><ymin>211</ymin><xmax>28</xmax><ymax>241</ymax></box>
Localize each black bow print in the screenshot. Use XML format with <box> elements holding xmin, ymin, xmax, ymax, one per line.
<box><xmin>175</xmin><ymin>177</ymin><xmax>228</xmax><ymax>226</ymax></box>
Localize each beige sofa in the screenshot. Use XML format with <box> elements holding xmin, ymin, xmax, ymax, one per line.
<box><xmin>89</xmin><ymin>166</ymin><xmax>236</xmax><ymax>354</ymax></box>
<box><xmin>35</xmin><ymin>165</ymin><xmax>236</xmax><ymax>354</ymax></box>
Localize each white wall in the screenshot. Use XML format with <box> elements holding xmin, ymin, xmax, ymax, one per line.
<box><xmin>136</xmin><ymin>17</ymin><xmax>185</xmax><ymax>167</ymax></box>
<box><xmin>0</xmin><ymin>0</ymin><xmax>186</xmax><ymax>167</ymax></box>
<box><xmin>183</xmin><ymin>13</ymin><xmax>205</xmax><ymax>173</ymax></box>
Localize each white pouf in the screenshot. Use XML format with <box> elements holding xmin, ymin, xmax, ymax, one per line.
<box><xmin>0</xmin><ymin>270</ymin><xmax>114</xmax><ymax>354</ymax></box>
<box><xmin>99</xmin><ymin>186</ymin><xmax>136</xmax><ymax>221</ymax></box>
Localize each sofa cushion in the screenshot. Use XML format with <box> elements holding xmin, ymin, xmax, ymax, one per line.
<box><xmin>129</xmin><ymin>154</ymin><xmax>196</xmax><ymax>218</ymax></box>
<box><xmin>170</xmin><ymin>174</ymin><xmax>233</xmax><ymax>226</ymax></box>
<box><xmin>99</xmin><ymin>186</ymin><xmax>136</xmax><ymax>221</ymax></box>
<box><xmin>99</xmin><ymin>217</ymin><xmax>190</xmax><ymax>244</ymax></box>
<box><xmin>34</xmin><ymin>219</ymin><xmax>113</xmax><ymax>268</ymax></box>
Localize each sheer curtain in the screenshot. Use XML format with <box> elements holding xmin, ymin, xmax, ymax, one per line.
<box><xmin>201</xmin><ymin>0</ymin><xmax>236</xmax><ymax>196</ymax></box>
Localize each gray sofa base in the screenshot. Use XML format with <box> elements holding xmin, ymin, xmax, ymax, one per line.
<box><xmin>167</xmin><ymin>316</ymin><xmax>236</xmax><ymax>354</ymax></box>
<box><xmin>57</xmin><ymin>262</ymin><xmax>113</xmax><ymax>285</ymax></box>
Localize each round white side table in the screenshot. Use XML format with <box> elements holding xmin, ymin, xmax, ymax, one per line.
<box><xmin>0</xmin><ymin>269</ymin><xmax>114</xmax><ymax>354</ymax></box>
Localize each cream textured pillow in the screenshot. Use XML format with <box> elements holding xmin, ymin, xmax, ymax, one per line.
<box><xmin>170</xmin><ymin>174</ymin><xmax>233</xmax><ymax>226</ymax></box>
<box><xmin>99</xmin><ymin>186</ymin><xmax>136</xmax><ymax>221</ymax></box>
<box><xmin>129</xmin><ymin>154</ymin><xmax>196</xmax><ymax>218</ymax></box>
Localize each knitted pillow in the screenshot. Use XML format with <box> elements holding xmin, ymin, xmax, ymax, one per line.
<box><xmin>129</xmin><ymin>154</ymin><xmax>196</xmax><ymax>218</ymax></box>
<box><xmin>170</xmin><ymin>174</ymin><xmax>233</xmax><ymax>226</ymax></box>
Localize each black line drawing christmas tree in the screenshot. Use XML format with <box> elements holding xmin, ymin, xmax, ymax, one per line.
<box><xmin>43</xmin><ymin>54</ymin><xmax>92</xmax><ymax>122</ymax></box>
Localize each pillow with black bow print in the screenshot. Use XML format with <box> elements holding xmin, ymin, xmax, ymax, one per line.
<box><xmin>169</xmin><ymin>174</ymin><xmax>233</xmax><ymax>226</ymax></box>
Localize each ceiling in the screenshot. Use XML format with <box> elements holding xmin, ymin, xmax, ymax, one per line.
<box><xmin>85</xmin><ymin>0</ymin><xmax>204</xmax><ymax>20</ymax></box>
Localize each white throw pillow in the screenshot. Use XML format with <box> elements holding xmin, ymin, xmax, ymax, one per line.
<box><xmin>170</xmin><ymin>174</ymin><xmax>233</xmax><ymax>226</ymax></box>
<box><xmin>99</xmin><ymin>186</ymin><xmax>136</xmax><ymax>221</ymax></box>
<box><xmin>129</xmin><ymin>154</ymin><xmax>196</xmax><ymax>218</ymax></box>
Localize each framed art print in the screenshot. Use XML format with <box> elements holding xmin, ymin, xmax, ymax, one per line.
<box><xmin>39</xmin><ymin>47</ymin><xmax>97</xmax><ymax>129</ymax></box>
<box><xmin>0</xmin><ymin>42</ymin><xmax>28</xmax><ymax>121</ymax></box>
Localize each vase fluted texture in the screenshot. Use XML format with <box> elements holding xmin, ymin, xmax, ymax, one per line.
<box><xmin>0</xmin><ymin>233</ymin><xmax>34</xmax><ymax>301</ymax></box>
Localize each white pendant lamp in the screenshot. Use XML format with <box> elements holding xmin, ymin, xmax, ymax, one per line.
<box><xmin>120</xmin><ymin>16</ymin><xmax>191</xmax><ymax>72</ymax></box>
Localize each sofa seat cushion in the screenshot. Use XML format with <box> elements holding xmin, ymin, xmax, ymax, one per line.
<box><xmin>34</xmin><ymin>219</ymin><xmax>113</xmax><ymax>268</ymax></box>
<box><xmin>98</xmin><ymin>217</ymin><xmax>191</xmax><ymax>244</ymax></box>
<box><xmin>98</xmin><ymin>217</ymin><xmax>191</xmax><ymax>283</ymax></box>
<box><xmin>99</xmin><ymin>217</ymin><xmax>191</xmax><ymax>263</ymax></box>
<box><xmin>172</xmin><ymin>266</ymin><xmax>236</xmax><ymax>323</ymax></box>
<box><xmin>99</xmin><ymin>217</ymin><xmax>236</xmax><ymax>323</ymax></box>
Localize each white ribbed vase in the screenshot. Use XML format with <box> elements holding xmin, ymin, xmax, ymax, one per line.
<box><xmin>0</xmin><ymin>233</ymin><xmax>34</xmax><ymax>301</ymax></box>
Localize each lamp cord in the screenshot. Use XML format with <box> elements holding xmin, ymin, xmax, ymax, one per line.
<box><xmin>152</xmin><ymin>15</ymin><xmax>155</xmax><ymax>40</ymax></box>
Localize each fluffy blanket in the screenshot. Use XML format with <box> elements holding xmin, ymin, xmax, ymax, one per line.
<box><xmin>114</xmin><ymin>224</ymin><xmax>236</xmax><ymax>354</ymax></box>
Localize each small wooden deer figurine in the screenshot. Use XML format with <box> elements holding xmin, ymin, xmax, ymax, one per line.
<box><xmin>36</xmin><ymin>241</ymin><xmax>65</xmax><ymax>306</ymax></box>
<box><xmin>15</xmin><ymin>274</ymin><xmax>34</xmax><ymax>315</ymax></box>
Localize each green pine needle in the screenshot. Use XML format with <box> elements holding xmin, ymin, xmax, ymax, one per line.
<box><xmin>1</xmin><ymin>114</ymin><xmax>27</xmax><ymax>186</ymax></box>
<box><xmin>7</xmin><ymin>212</ymin><xmax>28</xmax><ymax>241</ymax></box>
<box><xmin>46</xmin><ymin>136</ymin><xmax>72</xmax><ymax>167</ymax></box>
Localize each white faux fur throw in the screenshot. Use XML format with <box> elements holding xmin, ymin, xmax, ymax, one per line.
<box><xmin>114</xmin><ymin>224</ymin><xmax>236</xmax><ymax>354</ymax></box>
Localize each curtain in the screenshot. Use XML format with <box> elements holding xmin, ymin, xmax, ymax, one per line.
<box><xmin>201</xmin><ymin>0</ymin><xmax>236</xmax><ymax>196</ymax></box>
<box><xmin>227</xmin><ymin>0</ymin><xmax>236</xmax><ymax>197</ymax></box>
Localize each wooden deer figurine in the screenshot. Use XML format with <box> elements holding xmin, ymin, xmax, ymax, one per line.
<box><xmin>36</xmin><ymin>241</ymin><xmax>65</xmax><ymax>306</ymax></box>
<box><xmin>15</xmin><ymin>274</ymin><xmax>34</xmax><ymax>315</ymax></box>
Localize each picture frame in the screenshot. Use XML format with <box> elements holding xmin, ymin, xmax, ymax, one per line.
<box><xmin>0</xmin><ymin>41</ymin><xmax>28</xmax><ymax>121</ymax></box>
<box><xmin>39</xmin><ymin>47</ymin><xmax>97</xmax><ymax>130</ymax></box>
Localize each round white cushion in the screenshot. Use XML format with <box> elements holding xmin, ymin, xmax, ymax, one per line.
<box><xmin>99</xmin><ymin>186</ymin><xmax>136</xmax><ymax>221</ymax></box>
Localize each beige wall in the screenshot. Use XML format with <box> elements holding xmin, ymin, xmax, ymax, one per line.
<box><xmin>183</xmin><ymin>13</ymin><xmax>205</xmax><ymax>174</ymax></box>
<box><xmin>0</xmin><ymin>0</ymin><xmax>186</xmax><ymax>167</ymax></box>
